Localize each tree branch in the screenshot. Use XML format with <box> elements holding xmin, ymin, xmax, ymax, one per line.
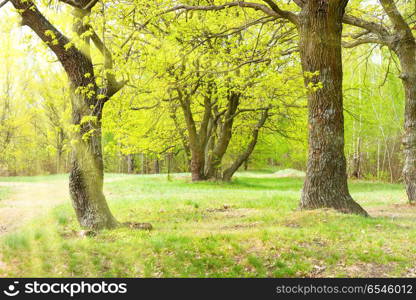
<box><xmin>343</xmin><ymin>14</ymin><xmax>390</xmax><ymax>39</ymax></box>
<box><xmin>379</xmin><ymin>0</ymin><xmax>410</xmax><ymax>32</ymax></box>
<box><xmin>58</xmin><ymin>0</ymin><xmax>98</xmax><ymax>10</ymax></box>
<box><xmin>0</xmin><ymin>0</ymin><xmax>9</xmax><ymax>9</ymax></box>
<box><xmin>342</xmin><ymin>36</ymin><xmax>386</xmax><ymax>48</ymax></box>
<box><xmin>165</xmin><ymin>2</ymin><xmax>281</xmax><ymax>18</ymax></box>
<box><xmin>90</xmin><ymin>30</ymin><xmax>126</xmax><ymax>98</ymax></box>
<box><xmin>262</xmin><ymin>0</ymin><xmax>298</xmax><ymax>25</ymax></box>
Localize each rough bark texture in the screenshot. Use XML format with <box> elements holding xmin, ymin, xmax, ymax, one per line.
<box><xmin>298</xmin><ymin>0</ymin><xmax>367</xmax><ymax>216</ymax></box>
<box><xmin>11</xmin><ymin>0</ymin><xmax>119</xmax><ymax>229</ymax></box>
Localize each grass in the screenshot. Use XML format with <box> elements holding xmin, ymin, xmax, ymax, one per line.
<box><xmin>0</xmin><ymin>173</ymin><xmax>415</xmax><ymax>278</ymax></box>
<box><xmin>0</xmin><ymin>187</ymin><xmax>10</xmax><ymax>202</ymax></box>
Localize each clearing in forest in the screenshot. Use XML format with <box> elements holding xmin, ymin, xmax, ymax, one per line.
<box><xmin>0</xmin><ymin>172</ymin><xmax>415</xmax><ymax>278</ymax></box>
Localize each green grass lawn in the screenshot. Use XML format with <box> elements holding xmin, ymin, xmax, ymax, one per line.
<box><xmin>0</xmin><ymin>173</ymin><xmax>415</xmax><ymax>278</ymax></box>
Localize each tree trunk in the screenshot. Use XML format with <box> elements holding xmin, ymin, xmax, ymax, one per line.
<box><xmin>190</xmin><ymin>146</ymin><xmax>206</xmax><ymax>181</ymax></box>
<box><xmin>69</xmin><ymin>111</ymin><xmax>117</xmax><ymax>229</ymax></box>
<box><xmin>351</xmin><ymin>137</ymin><xmax>361</xmax><ymax>179</ymax></box>
<box><xmin>56</xmin><ymin>128</ymin><xmax>65</xmax><ymax>174</ymax></box>
<box><xmin>179</xmin><ymin>93</ymin><xmax>209</xmax><ymax>181</ymax></box>
<box><xmin>206</xmin><ymin>93</ymin><xmax>240</xmax><ymax>179</ymax></box>
<box><xmin>298</xmin><ymin>1</ymin><xmax>367</xmax><ymax>216</ymax></box>
<box><xmin>153</xmin><ymin>158</ymin><xmax>160</xmax><ymax>174</ymax></box>
<box><xmin>377</xmin><ymin>0</ymin><xmax>416</xmax><ymax>203</ymax></box>
<box><xmin>222</xmin><ymin>109</ymin><xmax>268</xmax><ymax>181</ymax></box>
<box><xmin>244</xmin><ymin>159</ymin><xmax>249</xmax><ymax>171</ymax></box>
<box><xmin>126</xmin><ymin>154</ymin><xmax>134</xmax><ymax>174</ymax></box>
<box><xmin>397</xmin><ymin>50</ymin><xmax>416</xmax><ymax>203</ymax></box>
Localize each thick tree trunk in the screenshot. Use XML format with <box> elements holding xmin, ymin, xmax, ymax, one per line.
<box><xmin>298</xmin><ymin>1</ymin><xmax>367</xmax><ymax>216</ymax></box>
<box><xmin>397</xmin><ymin>50</ymin><xmax>416</xmax><ymax>203</ymax></box>
<box><xmin>190</xmin><ymin>146</ymin><xmax>206</xmax><ymax>181</ymax></box>
<box><xmin>69</xmin><ymin>116</ymin><xmax>117</xmax><ymax>229</ymax></box>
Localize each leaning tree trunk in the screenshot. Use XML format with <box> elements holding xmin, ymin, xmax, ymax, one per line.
<box><xmin>222</xmin><ymin>109</ymin><xmax>268</xmax><ymax>181</ymax></box>
<box><xmin>397</xmin><ymin>47</ymin><xmax>416</xmax><ymax>203</ymax></box>
<box><xmin>298</xmin><ymin>0</ymin><xmax>367</xmax><ymax>216</ymax></box>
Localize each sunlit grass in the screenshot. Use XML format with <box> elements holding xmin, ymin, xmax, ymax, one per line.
<box><xmin>0</xmin><ymin>187</ymin><xmax>10</xmax><ymax>201</ymax></box>
<box><xmin>0</xmin><ymin>173</ymin><xmax>414</xmax><ymax>278</ymax></box>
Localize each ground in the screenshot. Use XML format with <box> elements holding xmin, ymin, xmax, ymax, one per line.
<box><xmin>0</xmin><ymin>171</ymin><xmax>415</xmax><ymax>278</ymax></box>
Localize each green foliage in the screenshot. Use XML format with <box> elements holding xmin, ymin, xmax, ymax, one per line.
<box><xmin>0</xmin><ymin>0</ymin><xmax>409</xmax><ymax>179</ymax></box>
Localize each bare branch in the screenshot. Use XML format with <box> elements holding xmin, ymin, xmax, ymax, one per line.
<box><xmin>262</xmin><ymin>0</ymin><xmax>299</xmax><ymax>25</ymax></box>
<box><xmin>342</xmin><ymin>37</ymin><xmax>386</xmax><ymax>48</ymax></box>
<box><xmin>130</xmin><ymin>103</ymin><xmax>160</xmax><ymax>111</ymax></box>
<box><xmin>380</xmin><ymin>0</ymin><xmax>411</xmax><ymax>32</ymax></box>
<box><xmin>164</xmin><ymin>2</ymin><xmax>281</xmax><ymax>18</ymax></box>
<box><xmin>0</xmin><ymin>0</ymin><xmax>9</xmax><ymax>9</ymax></box>
<box><xmin>343</xmin><ymin>14</ymin><xmax>390</xmax><ymax>39</ymax></box>
<box><xmin>58</xmin><ymin>0</ymin><xmax>98</xmax><ymax>10</ymax></box>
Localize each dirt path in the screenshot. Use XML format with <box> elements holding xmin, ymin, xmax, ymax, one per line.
<box><xmin>0</xmin><ymin>176</ymin><xmax>130</xmax><ymax>235</ymax></box>
<box><xmin>0</xmin><ymin>180</ymin><xmax>69</xmax><ymax>235</ymax></box>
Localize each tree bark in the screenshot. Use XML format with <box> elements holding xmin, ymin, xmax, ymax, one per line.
<box><xmin>69</xmin><ymin>110</ymin><xmax>117</xmax><ymax>229</ymax></box>
<box><xmin>190</xmin><ymin>146</ymin><xmax>206</xmax><ymax>181</ymax></box>
<box><xmin>298</xmin><ymin>0</ymin><xmax>367</xmax><ymax>216</ymax></box>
